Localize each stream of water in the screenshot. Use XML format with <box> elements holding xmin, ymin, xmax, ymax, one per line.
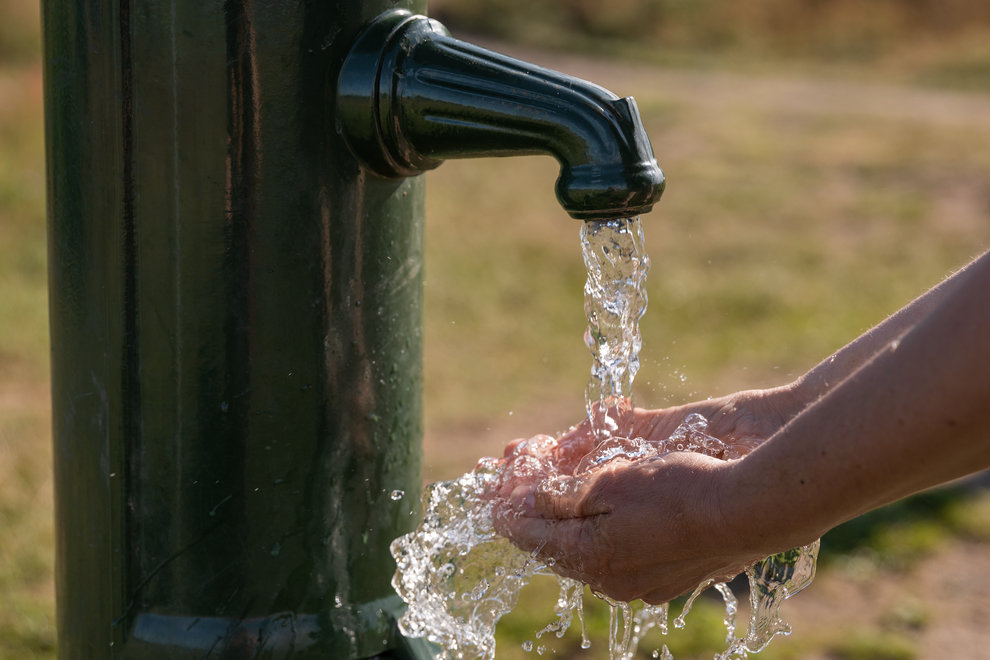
<box><xmin>391</xmin><ymin>218</ymin><xmax>819</xmax><ymax>659</ymax></box>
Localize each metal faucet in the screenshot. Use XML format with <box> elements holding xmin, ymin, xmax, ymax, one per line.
<box><xmin>337</xmin><ymin>10</ymin><xmax>665</xmax><ymax>220</ymax></box>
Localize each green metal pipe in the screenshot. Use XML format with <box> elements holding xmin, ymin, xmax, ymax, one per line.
<box><xmin>45</xmin><ymin>1</ymin><xmax>429</xmax><ymax>657</ymax></box>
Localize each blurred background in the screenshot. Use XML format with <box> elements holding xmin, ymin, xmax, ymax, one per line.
<box><xmin>3</xmin><ymin>1</ymin><xmax>990</xmax><ymax>658</ymax></box>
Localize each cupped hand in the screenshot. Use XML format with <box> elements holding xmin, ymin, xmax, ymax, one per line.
<box><xmin>488</xmin><ymin>385</ymin><xmax>811</xmax><ymax>602</ymax></box>
<box><xmin>631</xmin><ymin>384</ymin><xmax>810</xmax><ymax>457</ymax></box>
<box><xmin>494</xmin><ymin>384</ymin><xmax>803</xmax><ymax>487</ymax></box>
<box><xmin>492</xmin><ymin>450</ymin><xmax>764</xmax><ymax>604</ymax></box>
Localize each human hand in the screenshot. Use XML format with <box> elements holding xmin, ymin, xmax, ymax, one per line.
<box><xmin>631</xmin><ymin>383</ymin><xmax>811</xmax><ymax>457</ymax></box>
<box><xmin>492</xmin><ymin>450</ymin><xmax>765</xmax><ymax>604</ymax></box>
<box><xmin>494</xmin><ymin>384</ymin><xmax>804</xmax><ymax>484</ymax></box>
<box><xmin>489</xmin><ymin>384</ymin><xmax>811</xmax><ymax>602</ymax></box>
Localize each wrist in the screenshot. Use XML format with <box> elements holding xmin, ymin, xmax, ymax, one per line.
<box><xmin>755</xmin><ymin>380</ymin><xmax>816</xmax><ymax>428</ymax></box>
<box><xmin>786</xmin><ymin>370</ymin><xmax>828</xmax><ymax>413</ymax></box>
<box><xmin>717</xmin><ymin>448</ymin><xmax>827</xmax><ymax>558</ymax></box>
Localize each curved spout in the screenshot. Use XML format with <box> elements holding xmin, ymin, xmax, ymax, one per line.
<box><xmin>337</xmin><ymin>10</ymin><xmax>665</xmax><ymax>220</ymax></box>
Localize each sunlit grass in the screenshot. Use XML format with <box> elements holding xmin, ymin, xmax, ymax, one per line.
<box><xmin>480</xmin><ymin>576</ymin><xmax>746</xmax><ymax>660</ymax></box>
<box><xmin>821</xmin><ymin>629</ymin><xmax>918</xmax><ymax>660</ymax></box>
<box><xmin>0</xmin><ymin>400</ymin><xmax>55</xmax><ymax>660</ymax></box>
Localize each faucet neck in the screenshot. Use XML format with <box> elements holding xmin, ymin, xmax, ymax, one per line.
<box><xmin>337</xmin><ymin>10</ymin><xmax>664</xmax><ymax>220</ymax></box>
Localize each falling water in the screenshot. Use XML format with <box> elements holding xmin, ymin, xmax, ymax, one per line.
<box><xmin>581</xmin><ymin>217</ymin><xmax>650</xmax><ymax>440</ymax></box>
<box><xmin>390</xmin><ymin>217</ymin><xmax>819</xmax><ymax>659</ymax></box>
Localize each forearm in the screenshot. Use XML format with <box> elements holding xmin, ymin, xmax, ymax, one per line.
<box><xmin>726</xmin><ymin>249</ymin><xmax>990</xmax><ymax>555</ymax></box>
<box><xmin>793</xmin><ymin>253</ymin><xmax>985</xmax><ymax>405</ymax></box>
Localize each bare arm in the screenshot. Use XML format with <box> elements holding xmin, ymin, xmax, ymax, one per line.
<box><xmin>726</xmin><ymin>248</ymin><xmax>990</xmax><ymax>554</ymax></box>
<box><xmin>626</xmin><ymin>252</ymin><xmax>989</xmax><ymax>451</ymax></box>
<box><xmin>793</xmin><ymin>253</ymin><xmax>984</xmax><ymax>404</ymax></box>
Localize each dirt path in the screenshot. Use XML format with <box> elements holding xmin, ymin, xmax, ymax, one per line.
<box><xmin>777</xmin><ymin>537</ymin><xmax>990</xmax><ymax>659</ymax></box>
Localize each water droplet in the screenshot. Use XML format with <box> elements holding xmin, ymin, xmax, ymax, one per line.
<box><xmin>521</xmin><ymin>640</ymin><xmax>533</xmax><ymax>652</ymax></box>
<box><xmin>469</xmin><ymin>578</ymin><xmax>489</xmax><ymax>601</ymax></box>
<box><xmin>390</xmin><ymin>489</ymin><xmax>404</xmax><ymax>501</ymax></box>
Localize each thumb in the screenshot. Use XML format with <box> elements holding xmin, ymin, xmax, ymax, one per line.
<box><xmin>492</xmin><ymin>477</ymin><xmax>588</xmax><ymax>550</ymax></box>
<box><xmin>492</xmin><ymin>488</ymin><xmax>583</xmax><ymax>559</ymax></box>
<box><xmin>515</xmin><ymin>476</ymin><xmax>588</xmax><ymax>520</ymax></box>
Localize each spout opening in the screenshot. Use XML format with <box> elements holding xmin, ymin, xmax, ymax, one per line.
<box><xmin>557</xmin><ymin>161</ymin><xmax>665</xmax><ymax>220</ymax></box>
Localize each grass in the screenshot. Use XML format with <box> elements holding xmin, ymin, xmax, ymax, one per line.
<box><xmin>821</xmin><ymin>484</ymin><xmax>990</xmax><ymax>571</ymax></box>
<box><xmin>821</xmin><ymin>630</ymin><xmax>918</xmax><ymax>660</ymax></box>
<box><xmin>0</xmin><ymin>71</ymin><xmax>47</xmax><ymax>539</ymax></box>
<box><xmin>0</xmin><ymin>3</ymin><xmax>55</xmax><ymax>654</ymax></box>
<box><xmin>482</xmin><ymin>577</ymin><xmax>740</xmax><ymax>660</ymax></box>
<box><xmin>5</xmin><ymin>0</ymin><xmax>990</xmax><ymax>657</ymax></box>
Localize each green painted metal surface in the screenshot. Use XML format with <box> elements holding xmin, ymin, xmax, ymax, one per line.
<box><xmin>44</xmin><ymin>1</ymin><xmax>428</xmax><ymax>657</ymax></box>
<box><xmin>336</xmin><ymin>10</ymin><xmax>665</xmax><ymax>220</ymax></box>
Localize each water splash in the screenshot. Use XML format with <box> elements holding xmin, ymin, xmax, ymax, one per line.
<box><xmin>391</xmin><ymin>218</ymin><xmax>819</xmax><ymax>659</ymax></box>
<box><xmin>390</xmin><ymin>458</ymin><xmax>539</xmax><ymax>660</ymax></box>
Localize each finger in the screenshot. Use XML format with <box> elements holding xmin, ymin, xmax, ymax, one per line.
<box><xmin>502</xmin><ymin>434</ymin><xmax>556</xmax><ymax>461</ymax></box>
<box><xmin>629</xmin><ymin>405</ymin><xmax>693</xmax><ymax>442</ymax></box>
<box><xmin>520</xmin><ymin>475</ymin><xmax>591</xmax><ymax>520</ymax></box>
<box><xmin>556</xmin><ymin>418</ymin><xmax>591</xmax><ymax>442</ymax></box>
<box><xmin>495</xmin><ymin>453</ymin><xmax>550</xmax><ymax>500</ymax></box>
<box><xmin>492</xmin><ymin>477</ymin><xmax>584</xmax><ymax>537</ymax></box>
<box><xmin>550</xmin><ymin>431</ymin><xmax>595</xmax><ymax>474</ymax></box>
<box><xmin>496</xmin><ymin>477</ymin><xmax>605</xmax><ymax>557</ymax></box>
<box><xmin>502</xmin><ymin>437</ymin><xmax>527</xmax><ymax>459</ymax></box>
<box><xmin>498</xmin><ymin>506</ymin><xmax>587</xmax><ymax>561</ymax></box>
<box><xmin>637</xmin><ymin>564</ymin><xmax>749</xmax><ymax>606</ymax></box>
